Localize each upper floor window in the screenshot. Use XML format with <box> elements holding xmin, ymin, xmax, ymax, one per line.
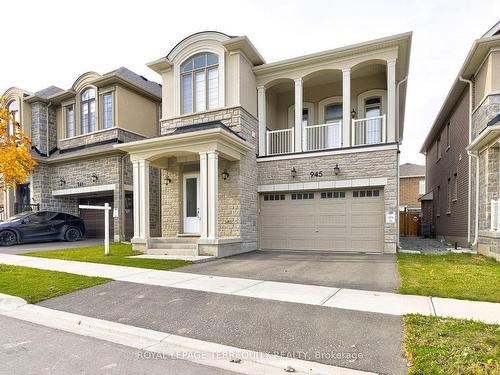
<box><xmin>81</xmin><ymin>88</ymin><xmax>96</xmax><ymax>134</ymax></box>
<box><xmin>65</xmin><ymin>105</ymin><xmax>75</xmax><ymax>138</ymax></box>
<box><xmin>102</xmin><ymin>93</ymin><xmax>113</xmax><ymax>129</ymax></box>
<box><xmin>7</xmin><ymin>99</ymin><xmax>19</xmax><ymax>135</ymax></box>
<box><xmin>419</xmin><ymin>179</ymin><xmax>425</xmax><ymax>195</ymax></box>
<box><xmin>436</xmin><ymin>136</ymin><xmax>441</xmax><ymax>161</ymax></box>
<box><xmin>181</xmin><ymin>53</ymin><xmax>219</xmax><ymax>114</ymax></box>
<box><xmin>446</xmin><ymin>122</ymin><xmax>450</xmax><ymax>149</ymax></box>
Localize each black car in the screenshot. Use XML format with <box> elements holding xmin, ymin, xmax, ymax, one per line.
<box><xmin>0</xmin><ymin>211</ymin><xmax>85</xmax><ymax>246</ymax></box>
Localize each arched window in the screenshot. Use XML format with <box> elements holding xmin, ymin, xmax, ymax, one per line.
<box><xmin>181</xmin><ymin>53</ymin><xmax>219</xmax><ymax>114</ymax></box>
<box><xmin>81</xmin><ymin>88</ymin><xmax>96</xmax><ymax>134</ymax></box>
<box><xmin>7</xmin><ymin>99</ymin><xmax>19</xmax><ymax>135</ymax></box>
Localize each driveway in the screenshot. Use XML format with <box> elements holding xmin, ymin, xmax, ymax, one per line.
<box><xmin>178</xmin><ymin>250</ymin><xmax>400</xmax><ymax>292</ymax></box>
<box><xmin>0</xmin><ymin>239</ymin><xmax>102</xmax><ymax>255</ymax></box>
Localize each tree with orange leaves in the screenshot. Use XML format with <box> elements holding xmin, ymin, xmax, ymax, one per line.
<box><xmin>0</xmin><ymin>97</ymin><xmax>36</xmax><ymax>190</ymax></box>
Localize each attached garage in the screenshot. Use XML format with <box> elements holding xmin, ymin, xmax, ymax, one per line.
<box><xmin>259</xmin><ymin>189</ymin><xmax>384</xmax><ymax>253</ymax></box>
<box><xmin>79</xmin><ymin>196</ymin><xmax>114</xmax><ymax>239</ymax></box>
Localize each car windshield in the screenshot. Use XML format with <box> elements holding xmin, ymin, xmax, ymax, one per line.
<box><xmin>5</xmin><ymin>212</ymin><xmax>33</xmax><ymax>222</ymax></box>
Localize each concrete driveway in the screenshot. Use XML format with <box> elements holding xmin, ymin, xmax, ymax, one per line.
<box><xmin>0</xmin><ymin>239</ymin><xmax>102</xmax><ymax>255</ymax></box>
<box><xmin>179</xmin><ymin>250</ymin><xmax>400</xmax><ymax>292</ymax></box>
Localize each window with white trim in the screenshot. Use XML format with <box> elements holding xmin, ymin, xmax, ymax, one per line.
<box><xmin>6</xmin><ymin>99</ymin><xmax>19</xmax><ymax>135</ymax></box>
<box><xmin>453</xmin><ymin>172</ymin><xmax>458</xmax><ymax>201</ymax></box>
<box><xmin>80</xmin><ymin>88</ymin><xmax>96</xmax><ymax>134</ymax></box>
<box><xmin>291</xmin><ymin>192</ymin><xmax>314</xmax><ymax>200</ymax></box>
<box><xmin>353</xmin><ymin>190</ymin><xmax>380</xmax><ymax>198</ymax></box>
<box><xmin>181</xmin><ymin>53</ymin><xmax>219</xmax><ymax>114</ymax></box>
<box><xmin>102</xmin><ymin>93</ymin><xmax>113</xmax><ymax>129</ymax></box>
<box><xmin>419</xmin><ymin>179</ymin><xmax>425</xmax><ymax>195</ymax></box>
<box><xmin>65</xmin><ymin>105</ymin><xmax>75</xmax><ymax>138</ymax></box>
<box><xmin>263</xmin><ymin>194</ymin><xmax>285</xmax><ymax>201</ymax></box>
<box><xmin>321</xmin><ymin>191</ymin><xmax>346</xmax><ymax>199</ymax></box>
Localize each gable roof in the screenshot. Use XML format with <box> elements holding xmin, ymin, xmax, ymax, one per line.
<box><xmin>103</xmin><ymin>67</ymin><xmax>162</xmax><ymax>97</ymax></box>
<box><xmin>399</xmin><ymin>163</ymin><xmax>425</xmax><ymax>177</ymax></box>
<box><xmin>420</xmin><ymin>21</ymin><xmax>500</xmax><ymax>153</ymax></box>
<box><xmin>34</xmin><ymin>86</ymin><xmax>64</xmax><ymax>98</ymax></box>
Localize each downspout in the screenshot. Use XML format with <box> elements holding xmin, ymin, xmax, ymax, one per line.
<box><xmin>395</xmin><ymin>76</ymin><xmax>408</xmax><ymax>249</ymax></box>
<box><xmin>467</xmin><ymin>150</ymin><xmax>480</xmax><ymax>246</ymax></box>
<box><xmin>458</xmin><ymin>76</ymin><xmax>474</xmax><ymax>245</ymax></box>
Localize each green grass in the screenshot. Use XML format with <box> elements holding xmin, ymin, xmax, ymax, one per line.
<box><xmin>397</xmin><ymin>253</ymin><xmax>500</xmax><ymax>302</ymax></box>
<box><xmin>0</xmin><ymin>264</ymin><xmax>109</xmax><ymax>303</ymax></box>
<box><xmin>403</xmin><ymin>314</ymin><xmax>499</xmax><ymax>375</ymax></box>
<box><xmin>23</xmin><ymin>243</ymin><xmax>191</xmax><ymax>271</ymax></box>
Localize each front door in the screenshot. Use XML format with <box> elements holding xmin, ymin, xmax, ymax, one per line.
<box><xmin>183</xmin><ymin>174</ymin><xmax>201</xmax><ymax>234</ymax></box>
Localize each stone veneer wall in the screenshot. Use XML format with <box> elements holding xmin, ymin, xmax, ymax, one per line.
<box><xmin>472</xmin><ymin>93</ymin><xmax>500</xmax><ymax>259</ymax></box>
<box><xmin>159</xmin><ymin>106</ymin><xmax>258</xmax><ymax>247</ymax></box>
<box><xmin>257</xmin><ymin>148</ymin><xmax>399</xmax><ymax>252</ymax></box>
<box><xmin>59</xmin><ymin>128</ymin><xmax>143</xmax><ymax>150</ymax></box>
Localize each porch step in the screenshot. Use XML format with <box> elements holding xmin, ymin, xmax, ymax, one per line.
<box><xmin>147</xmin><ymin>248</ymin><xmax>198</xmax><ymax>256</ymax></box>
<box><xmin>149</xmin><ymin>237</ymin><xmax>198</xmax><ymax>245</ymax></box>
<box><xmin>148</xmin><ymin>242</ymin><xmax>197</xmax><ymax>250</ymax></box>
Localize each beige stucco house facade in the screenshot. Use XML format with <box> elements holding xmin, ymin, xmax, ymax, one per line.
<box><xmin>117</xmin><ymin>31</ymin><xmax>412</xmax><ymax>257</ymax></box>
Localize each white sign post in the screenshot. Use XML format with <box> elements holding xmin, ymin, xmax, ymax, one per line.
<box><xmin>79</xmin><ymin>203</ymin><xmax>112</xmax><ymax>255</ymax></box>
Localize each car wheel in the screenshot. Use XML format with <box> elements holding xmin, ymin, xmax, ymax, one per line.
<box><xmin>0</xmin><ymin>231</ymin><xmax>17</xmax><ymax>246</ymax></box>
<box><xmin>65</xmin><ymin>228</ymin><xmax>81</xmax><ymax>242</ymax></box>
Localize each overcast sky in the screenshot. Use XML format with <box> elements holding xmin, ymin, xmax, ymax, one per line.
<box><xmin>2</xmin><ymin>0</ymin><xmax>499</xmax><ymax>165</ymax></box>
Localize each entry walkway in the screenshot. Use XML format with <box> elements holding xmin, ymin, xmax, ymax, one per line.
<box><xmin>0</xmin><ymin>253</ymin><xmax>498</xmax><ymax>324</ymax></box>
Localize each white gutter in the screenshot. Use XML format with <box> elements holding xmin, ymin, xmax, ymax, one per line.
<box><xmin>459</xmin><ymin>76</ymin><xmax>473</xmax><ymax>245</ymax></box>
<box><xmin>396</xmin><ymin>76</ymin><xmax>408</xmax><ymax>249</ymax></box>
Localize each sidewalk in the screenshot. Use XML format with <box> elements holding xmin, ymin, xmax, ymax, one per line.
<box><xmin>0</xmin><ymin>253</ymin><xmax>498</xmax><ymax>324</ymax></box>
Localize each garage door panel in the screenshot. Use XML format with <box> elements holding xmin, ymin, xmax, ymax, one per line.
<box><xmin>260</xmin><ymin>189</ymin><xmax>384</xmax><ymax>253</ymax></box>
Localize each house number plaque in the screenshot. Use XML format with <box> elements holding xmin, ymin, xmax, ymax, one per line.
<box><xmin>310</xmin><ymin>171</ymin><xmax>323</xmax><ymax>178</ymax></box>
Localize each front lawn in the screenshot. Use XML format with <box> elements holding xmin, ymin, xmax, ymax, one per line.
<box><xmin>0</xmin><ymin>264</ymin><xmax>109</xmax><ymax>303</ymax></box>
<box><xmin>397</xmin><ymin>253</ymin><xmax>500</xmax><ymax>302</ymax></box>
<box><xmin>23</xmin><ymin>243</ymin><xmax>191</xmax><ymax>271</ymax></box>
<box><xmin>404</xmin><ymin>314</ymin><xmax>499</xmax><ymax>374</ymax></box>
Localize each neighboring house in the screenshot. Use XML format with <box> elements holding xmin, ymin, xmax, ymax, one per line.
<box><xmin>2</xmin><ymin>67</ymin><xmax>162</xmax><ymax>241</ymax></box>
<box><xmin>421</xmin><ymin>21</ymin><xmax>500</xmax><ymax>260</ymax></box>
<box><xmin>117</xmin><ymin>31</ymin><xmax>412</xmax><ymax>256</ymax></box>
<box><xmin>399</xmin><ymin>163</ymin><xmax>425</xmax><ymax>211</ymax></box>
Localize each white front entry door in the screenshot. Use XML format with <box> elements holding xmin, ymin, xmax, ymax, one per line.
<box><xmin>183</xmin><ymin>174</ymin><xmax>201</xmax><ymax>234</ymax></box>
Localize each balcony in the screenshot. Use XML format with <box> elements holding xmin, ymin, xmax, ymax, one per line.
<box><xmin>257</xmin><ymin>59</ymin><xmax>396</xmax><ymax>157</ymax></box>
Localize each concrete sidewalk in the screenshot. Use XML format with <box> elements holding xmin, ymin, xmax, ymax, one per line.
<box><xmin>0</xmin><ymin>253</ymin><xmax>498</xmax><ymax>323</ymax></box>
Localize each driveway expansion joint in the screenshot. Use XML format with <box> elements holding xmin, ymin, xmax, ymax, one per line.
<box><xmin>320</xmin><ymin>288</ymin><xmax>342</xmax><ymax>306</ymax></box>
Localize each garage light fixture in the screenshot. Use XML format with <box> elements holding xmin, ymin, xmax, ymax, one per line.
<box><xmin>222</xmin><ymin>169</ymin><xmax>229</xmax><ymax>180</ymax></box>
<box><xmin>351</xmin><ymin>109</ymin><xmax>356</xmax><ymax>119</ymax></box>
<box><xmin>334</xmin><ymin>164</ymin><xmax>340</xmax><ymax>175</ymax></box>
<box><xmin>291</xmin><ymin>167</ymin><xmax>297</xmax><ymax>178</ymax></box>
<box><xmin>164</xmin><ymin>175</ymin><xmax>172</xmax><ymax>186</ymax></box>
<box><xmin>91</xmin><ymin>174</ymin><xmax>99</xmax><ymax>183</ymax></box>
<box><xmin>59</xmin><ymin>178</ymin><xmax>66</xmax><ymax>186</ymax></box>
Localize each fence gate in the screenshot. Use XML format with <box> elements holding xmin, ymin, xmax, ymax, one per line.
<box><xmin>400</xmin><ymin>211</ymin><xmax>421</xmax><ymax>237</ymax></box>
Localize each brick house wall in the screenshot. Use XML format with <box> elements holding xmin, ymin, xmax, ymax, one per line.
<box><xmin>400</xmin><ymin>176</ymin><xmax>423</xmax><ymax>208</ymax></box>
<box><xmin>424</xmin><ymin>87</ymin><xmax>470</xmax><ymax>245</ymax></box>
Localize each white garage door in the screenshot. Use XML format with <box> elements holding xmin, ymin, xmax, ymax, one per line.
<box><xmin>259</xmin><ymin>189</ymin><xmax>384</xmax><ymax>253</ymax></box>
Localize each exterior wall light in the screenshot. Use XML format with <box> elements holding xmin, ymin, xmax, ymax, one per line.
<box><xmin>59</xmin><ymin>178</ymin><xmax>66</xmax><ymax>186</ymax></box>
<box><xmin>91</xmin><ymin>174</ymin><xmax>99</xmax><ymax>183</ymax></box>
<box><xmin>351</xmin><ymin>109</ymin><xmax>356</xmax><ymax>119</ymax></box>
<box><xmin>334</xmin><ymin>164</ymin><xmax>340</xmax><ymax>175</ymax></box>
<box><xmin>222</xmin><ymin>169</ymin><xmax>229</xmax><ymax>180</ymax></box>
<box><xmin>291</xmin><ymin>167</ymin><xmax>297</xmax><ymax>178</ymax></box>
<box><xmin>164</xmin><ymin>176</ymin><xmax>172</xmax><ymax>186</ymax></box>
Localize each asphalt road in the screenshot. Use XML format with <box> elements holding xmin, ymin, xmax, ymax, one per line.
<box><xmin>0</xmin><ymin>315</ymin><xmax>237</xmax><ymax>375</ymax></box>
<box><xmin>39</xmin><ymin>280</ymin><xmax>408</xmax><ymax>374</ymax></box>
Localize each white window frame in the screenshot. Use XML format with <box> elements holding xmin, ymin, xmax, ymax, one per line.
<box><xmin>101</xmin><ymin>91</ymin><xmax>114</xmax><ymax>129</ymax></box>
<box><xmin>173</xmin><ymin>45</ymin><xmax>225</xmax><ymax>116</ymax></box>
<box><xmin>64</xmin><ymin>104</ymin><xmax>75</xmax><ymax>138</ymax></box>
<box><xmin>79</xmin><ymin>87</ymin><xmax>98</xmax><ymax>135</ymax></box>
<box><xmin>419</xmin><ymin>179</ymin><xmax>425</xmax><ymax>195</ymax></box>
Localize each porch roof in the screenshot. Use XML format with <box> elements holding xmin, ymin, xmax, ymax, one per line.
<box><xmin>467</xmin><ymin>122</ymin><xmax>500</xmax><ymax>153</ymax></box>
<box><xmin>114</xmin><ymin>121</ymin><xmax>254</xmax><ymax>166</ymax></box>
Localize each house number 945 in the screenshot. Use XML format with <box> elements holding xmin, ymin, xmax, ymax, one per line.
<box><xmin>310</xmin><ymin>171</ymin><xmax>323</xmax><ymax>178</ymax></box>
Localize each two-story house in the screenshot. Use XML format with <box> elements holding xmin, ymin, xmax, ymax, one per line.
<box><xmin>117</xmin><ymin>31</ymin><xmax>412</xmax><ymax>257</ymax></box>
<box><xmin>421</xmin><ymin>21</ymin><xmax>500</xmax><ymax>260</ymax></box>
<box><xmin>2</xmin><ymin>67</ymin><xmax>162</xmax><ymax>241</ymax></box>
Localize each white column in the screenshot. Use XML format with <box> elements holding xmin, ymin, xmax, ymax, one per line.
<box><xmin>342</xmin><ymin>68</ymin><xmax>351</xmax><ymax>147</ymax></box>
<box><xmin>199</xmin><ymin>152</ymin><xmax>208</xmax><ymax>239</ymax></box>
<box><xmin>132</xmin><ymin>160</ymin><xmax>140</xmax><ymax>239</ymax></box>
<box><xmin>387</xmin><ymin>58</ymin><xmax>397</xmax><ymax>142</ymax></box>
<box><xmin>294</xmin><ymin>78</ymin><xmax>303</xmax><ymax>152</ymax></box>
<box><xmin>139</xmin><ymin>159</ymin><xmax>150</xmax><ymax>240</ymax></box>
<box><xmin>257</xmin><ymin>86</ymin><xmax>267</xmax><ymax>156</ymax></box>
<box><xmin>207</xmin><ymin>151</ymin><xmax>218</xmax><ymax>239</ymax></box>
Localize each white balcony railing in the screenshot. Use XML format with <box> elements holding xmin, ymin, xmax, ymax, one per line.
<box><xmin>304</xmin><ymin>121</ymin><xmax>342</xmax><ymax>151</ymax></box>
<box><xmin>491</xmin><ymin>199</ymin><xmax>500</xmax><ymax>231</ymax></box>
<box><xmin>267</xmin><ymin>128</ymin><xmax>294</xmax><ymax>155</ymax></box>
<box><xmin>352</xmin><ymin>114</ymin><xmax>386</xmax><ymax>146</ymax></box>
